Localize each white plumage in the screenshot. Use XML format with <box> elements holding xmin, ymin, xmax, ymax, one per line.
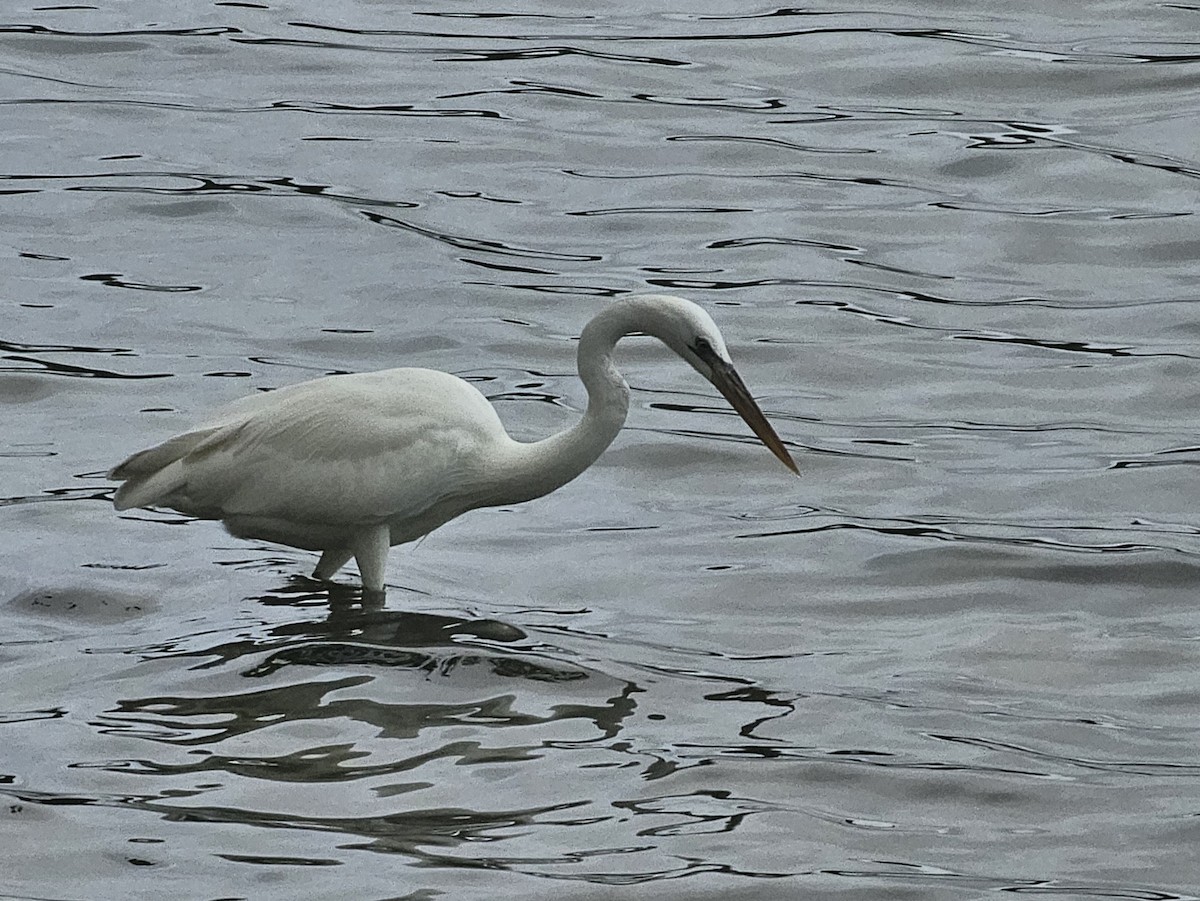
<box><xmin>110</xmin><ymin>294</ymin><xmax>797</xmax><ymax>594</ymax></box>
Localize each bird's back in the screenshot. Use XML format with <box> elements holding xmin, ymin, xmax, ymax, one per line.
<box><xmin>110</xmin><ymin>368</ymin><xmax>512</xmax><ymax>547</ymax></box>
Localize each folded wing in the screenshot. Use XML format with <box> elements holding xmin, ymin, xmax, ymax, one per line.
<box><xmin>108</xmin><ymin>369</ymin><xmax>506</xmax><ymax>531</ymax></box>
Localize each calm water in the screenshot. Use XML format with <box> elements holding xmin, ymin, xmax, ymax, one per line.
<box><xmin>3</xmin><ymin>2</ymin><xmax>1199</xmax><ymax>898</ymax></box>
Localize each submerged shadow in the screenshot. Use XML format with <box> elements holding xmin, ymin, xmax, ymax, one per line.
<box><xmin>260</xmin><ymin>576</ymin><xmax>530</xmax><ymax>646</ymax></box>
<box><xmin>150</xmin><ymin>575</ymin><xmax>538</xmax><ymax>677</ymax></box>
<box><xmin>91</xmin><ymin>573</ymin><xmax>641</xmax><ymax>775</ymax></box>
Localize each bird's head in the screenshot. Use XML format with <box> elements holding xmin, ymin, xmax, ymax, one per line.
<box><xmin>628</xmin><ymin>294</ymin><xmax>800</xmax><ymax>475</ymax></box>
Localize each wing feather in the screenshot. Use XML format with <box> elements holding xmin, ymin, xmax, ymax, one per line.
<box><xmin>110</xmin><ymin>369</ymin><xmax>508</xmax><ymax>528</ymax></box>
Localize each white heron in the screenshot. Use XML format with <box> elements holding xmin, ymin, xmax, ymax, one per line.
<box><xmin>109</xmin><ymin>294</ymin><xmax>798</xmax><ymax>594</ymax></box>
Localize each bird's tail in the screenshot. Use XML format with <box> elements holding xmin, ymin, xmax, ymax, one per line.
<box><xmin>108</xmin><ymin>427</ymin><xmax>221</xmax><ymax>510</ymax></box>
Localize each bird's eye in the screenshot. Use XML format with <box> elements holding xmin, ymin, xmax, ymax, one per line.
<box><xmin>692</xmin><ymin>336</ymin><xmax>721</xmax><ymax>361</ymax></box>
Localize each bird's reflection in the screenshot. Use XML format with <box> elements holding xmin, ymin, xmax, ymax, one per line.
<box><xmin>97</xmin><ymin>577</ymin><xmax>639</xmax><ymax>753</ymax></box>
<box><xmin>167</xmin><ymin>577</ymin><xmax>535</xmax><ymax>679</ymax></box>
<box><xmin>256</xmin><ymin>576</ymin><xmax>528</xmax><ymax>646</ymax></box>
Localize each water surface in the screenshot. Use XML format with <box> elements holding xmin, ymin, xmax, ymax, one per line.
<box><xmin>2</xmin><ymin>2</ymin><xmax>1199</xmax><ymax>898</ymax></box>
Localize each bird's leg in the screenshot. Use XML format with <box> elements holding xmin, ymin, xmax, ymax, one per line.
<box><xmin>313</xmin><ymin>548</ymin><xmax>353</xmax><ymax>581</ymax></box>
<box><xmin>352</xmin><ymin>525</ymin><xmax>391</xmax><ymax>594</ymax></box>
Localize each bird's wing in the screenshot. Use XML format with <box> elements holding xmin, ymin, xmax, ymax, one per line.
<box><xmin>115</xmin><ymin>369</ymin><xmax>506</xmax><ymax>526</ymax></box>
<box><xmin>109</xmin><ymin>426</ymin><xmax>224</xmax><ymax>481</ymax></box>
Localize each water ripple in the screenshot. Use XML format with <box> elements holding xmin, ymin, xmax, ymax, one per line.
<box><xmin>736</xmin><ymin>511</ymin><xmax>1200</xmax><ymax>557</ymax></box>
<box><xmin>667</xmin><ymin>133</ymin><xmax>876</xmax><ymax>155</ymax></box>
<box><xmin>0</xmin><ymin>354</ymin><xmax>170</xmax><ymax>379</ymax></box>
<box><xmin>5</xmin><ymin>4</ymin><xmax>1199</xmax><ymax>898</ymax></box>
<box><xmin>0</xmin><ymin>97</ymin><xmax>508</xmax><ymax>118</ymax></box>
<box><xmin>362</xmin><ymin>211</ymin><xmax>600</xmax><ymax>262</ymax></box>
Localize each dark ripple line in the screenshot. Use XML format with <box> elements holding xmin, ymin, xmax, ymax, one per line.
<box><xmin>848</xmin><ymin>258</ymin><xmax>954</xmax><ymax>281</ymax></box>
<box><xmin>921</xmin><ymin>117</ymin><xmax>1200</xmax><ymax>186</ymax></box>
<box><xmin>735</xmin><ymin>518</ymin><xmax>1197</xmax><ymax>557</ymax></box>
<box><xmin>286</xmin><ymin>20</ymin><xmax>1200</xmax><ymax>67</ymax></box>
<box><xmin>224</xmin><ymin>35</ymin><xmax>423</xmax><ymax>54</ymax></box>
<box><xmin>0</xmin><ymin>63</ymin><xmax>106</xmax><ymax>89</ymax></box>
<box><xmin>893</xmin><ymin>28</ymin><xmax>1200</xmax><ymax>65</ymax></box>
<box><xmin>561</xmin><ymin>165</ymin><xmax>926</xmax><ymax>192</ymax></box>
<box><xmin>444</xmin><ymin>82</ymin><xmax>789</xmax><ymax>113</ymax></box>
<box><xmin>710</xmin><ymin>235</ymin><xmax>862</xmax><ymax>253</ymax></box>
<box><xmin>441</xmin><ymin>80</ymin><xmax>601</xmax><ymax>101</ymax></box>
<box><xmin>79</xmin><ymin>272</ymin><xmax>201</xmax><ymax>292</ymax></box>
<box><xmin>362</xmin><ymin>211</ymin><xmax>600</xmax><ymax>262</ymax></box>
<box><xmin>532</xmin><ymin>860</ymin><xmax>792</xmax><ymax>885</ymax></box>
<box><xmin>931</xmin><ymin>200</ymin><xmax>1192</xmax><ymax>221</ymax></box>
<box><xmin>631</xmin><ymin>92</ymin><xmax>786</xmax><ymax>111</ymax></box>
<box><xmin>9</xmin><ymin>18</ymin><xmax>1197</xmax><ymax>69</ymax></box>
<box><xmin>467</xmin><ymin>282</ymin><xmax>625</xmax><ymax>298</ymax></box>
<box><xmin>1152</xmin><ymin>443</ymin><xmax>1200</xmax><ymax>456</ymax></box>
<box><xmin>8</xmin><ymin>171</ymin><xmax>423</xmax><ymax>212</ymax></box>
<box><xmin>568</xmin><ymin>205</ymin><xmax>751</xmax><ymax>217</ymax></box>
<box><xmin>226</xmin><ymin>34</ymin><xmax>691</xmax><ymax>69</ymax></box>
<box><xmin>274</xmin><ymin>98</ymin><xmax>505</xmax><ymax>118</ymax></box>
<box><xmin>950</xmin><ymin>333</ymin><xmax>1155</xmax><ymax>359</ymax></box>
<box><xmin>958</xmin><ymin>125</ymin><xmax>1200</xmax><ymax>183</ymax></box>
<box><xmin>461</xmin><ymin>256</ymin><xmax>559</xmax><ymax>276</ymax></box>
<box><xmin>737</xmin><ymin>505</ymin><xmax>1200</xmax><ymax>541</ymax></box>
<box><xmin>823</xmin><ymin>860</ymin><xmax>1195</xmax><ymax>901</ymax></box>
<box><xmin>0</xmin><ymin>707</ymin><xmax>65</xmax><ymax>725</ymax></box>
<box><xmin>0</xmin><ymin>23</ymin><xmax>240</xmax><ymax>37</ymax></box>
<box><xmin>1062</xmin><ymin>138</ymin><xmax>1200</xmax><ymax>183</ymax></box>
<box><xmin>762</xmin><ymin>278</ymin><xmax>1200</xmax><ymax>313</ymax></box>
<box><xmin>808</xmin><ymin>686</ymin><xmax>1149</xmax><ymax>739</ymax></box>
<box><xmin>288</xmin><ymin>20</ymin><xmax>680</xmax><ymax>41</ymax></box>
<box><xmin>1</xmin><ymin>354</ymin><xmax>171</xmax><ymax>380</ymax></box>
<box><xmin>0</xmin><ymin>338</ymin><xmax>129</xmax><ymax>354</ymax></box>
<box><xmin>416</xmin><ymin>11</ymin><xmax>596</xmax><ymax>19</ymax></box>
<box><xmin>928</xmin><ymin>732</ymin><xmax>1200</xmax><ymax>778</ymax></box>
<box><xmin>667</xmin><ymin>133</ymin><xmax>874</xmax><ymax>155</ymax></box>
<box><xmin>228</xmin><ymin>34</ymin><xmax>687</xmax><ymax>70</ymax></box>
<box><xmin>435</xmin><ymin>46</ymin><xmax>689</xmax><ymax>66</ymax></box>
<box><xmin>677</xmin><ymin>740</ymin><xmax>1068</xmax><ymax>781</ymax></box>
<box><xmin>1</xmin><ymin>486</ymin><xmax>113</xmax><ymax>508</ymax></box>
<box><xmin>1113</xmin><ymin>459</ymin><xmax>1200</xmax><ymax>471</ymax></box>
<box><xmin>0</xmin><ymin>97</ymin><xmax>506</xmax><ymax>119</ymax></box>
<box><xmin>790</xmin><ymin>109</ymin><xmax>1200</xmax><ymax>189</ymax></box>
<box><xmin>214</xmin><ymin>854</ymin><xmax>336</xmax><ymax>868</ymax></box>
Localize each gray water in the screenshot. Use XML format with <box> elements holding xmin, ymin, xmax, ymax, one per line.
<box><xmin>3</xmin><ymin>2</ymin><xmax>1199</xmax><ymax>898</ymax></box>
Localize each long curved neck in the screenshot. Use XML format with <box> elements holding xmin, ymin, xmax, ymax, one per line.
<box><xmin>495</xmin><ymin>302</ymin><xmax>643</xmax><ymax>505</ymax></box>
